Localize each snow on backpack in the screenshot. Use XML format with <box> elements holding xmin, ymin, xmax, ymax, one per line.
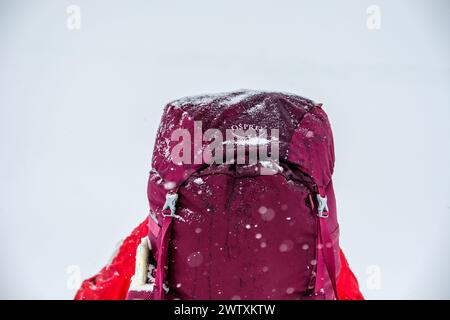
<box><xmin>75</xmin><ymin>90</ymin><xmax>364</xmax><ymax>300</ymax></box>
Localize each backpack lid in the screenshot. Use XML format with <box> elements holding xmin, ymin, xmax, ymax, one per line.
<box><xmin>149</xmin><ymin>90</ymin><xmax>334</xmax><ymax>197</ymax></box>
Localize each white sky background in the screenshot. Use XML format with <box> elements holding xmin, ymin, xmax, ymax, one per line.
<box><xmin>0</xmin><ymin>0</ymin><xmax>449</xmax><ymax>299</ymax></box>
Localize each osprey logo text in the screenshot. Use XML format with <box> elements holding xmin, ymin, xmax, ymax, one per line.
<box><xmin>169</xmin><ymin>121</ymin><xmax>280</xmax><ymax>175</ymax></box>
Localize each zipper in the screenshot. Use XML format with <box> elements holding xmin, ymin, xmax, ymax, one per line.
<box><xmin>158</xmin><ymin>161</ymin><xmax>328</xmax><ymax>221</ymax></box>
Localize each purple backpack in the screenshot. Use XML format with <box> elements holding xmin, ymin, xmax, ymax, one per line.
<box><xmin>139</xmin><ymin>90</ymin><xmax>340</xmax><ymax>300</ymax></box>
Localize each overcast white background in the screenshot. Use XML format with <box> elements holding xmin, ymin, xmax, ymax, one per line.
<box><xmin>0</xmin><ymin>0</ymin><xmax>449</xmax><ymax>299</ymax></box>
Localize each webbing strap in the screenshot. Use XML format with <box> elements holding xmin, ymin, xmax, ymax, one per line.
<box><xmin>153</xmin><ymin>216</ymin><xmax>173</xmax><ymax>300</ymax></box>
<box><xmin>317</xmin><ymin>186</ymin><xmax>338</xmax><ymax>299</ymax></box>
<box><xmin>151</xmin><ymin>167</ymin><xmax>206</xmax><ymax>299</ymax></box>
<box><xmin>318</xmin><ymin>217</ymin><xmax>338</xmax><ymax>299</ymax></box>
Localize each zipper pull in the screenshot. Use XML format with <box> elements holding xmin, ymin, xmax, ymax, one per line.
<box><xmin>316</xmin><ymin>194</ymin><xmax>329</xmax><ymax>218</ymax></box>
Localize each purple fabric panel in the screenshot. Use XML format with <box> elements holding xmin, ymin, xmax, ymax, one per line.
<box><xmin>166</xmin><ymin>168</ymin><xmax>319</xmax><ymax>299</ymax></box>
<box><xmin>288</xmin><ymin>106</ymin><xmax>334</xmax><ymax>188</ymax></box>
<box><xmin>126</xmin><ymin>290</ymin><xmax>154</xmax><ymax>300</ymax></box>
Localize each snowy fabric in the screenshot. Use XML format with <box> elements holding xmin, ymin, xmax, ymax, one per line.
<box><xmin>75</xmin><ymin>91</ymin><xmax>363</xmax><ymax>300</ymax></box>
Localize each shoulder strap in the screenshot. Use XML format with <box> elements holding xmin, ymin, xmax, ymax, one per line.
<box><xmin>152</xmin><ymin>166</ymin><xmax>207</xmax><ymax>300</ymax></box>
<box><xmin>316</xmin><ymin>186</ymin><xmax>339</xmax><ymax>299</ymax></box>
<box><xmin>153</xmin><ymin>216</ymin><xmax>174</xmax><ymax>300</ymax></box>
